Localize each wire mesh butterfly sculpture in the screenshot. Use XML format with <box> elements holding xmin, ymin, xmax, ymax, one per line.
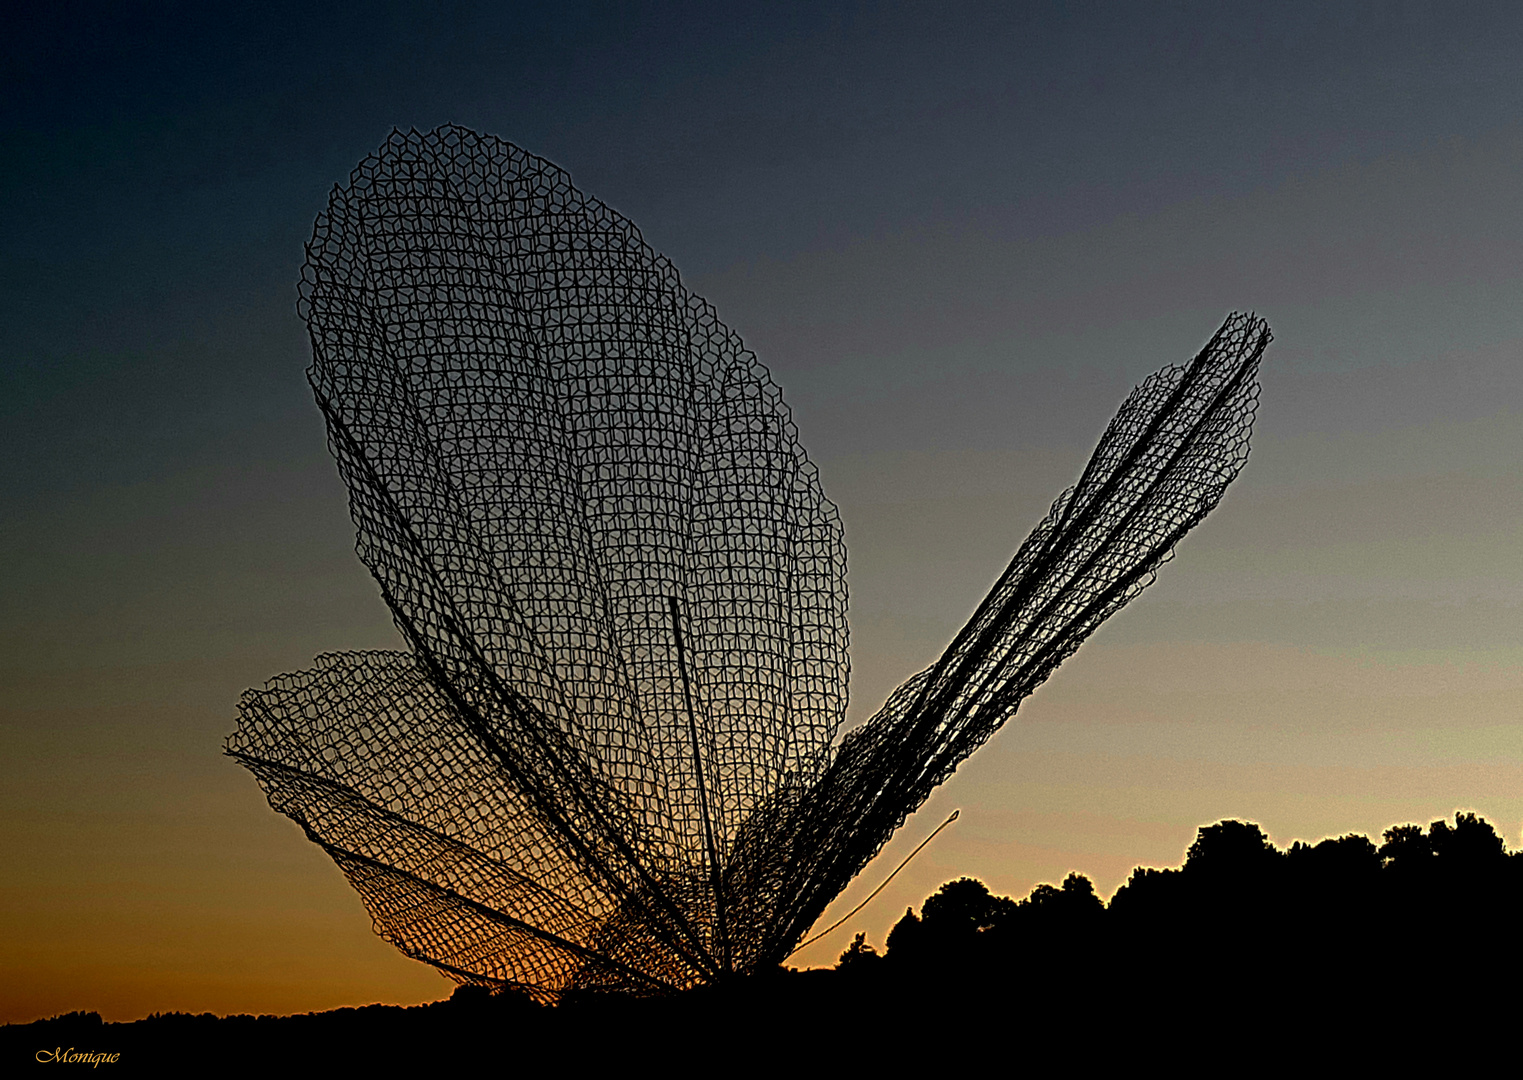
<box><xmin>227</xmin><ymin>125</ymin><xmax>1270</xmax><ymax>1001</ymax></box>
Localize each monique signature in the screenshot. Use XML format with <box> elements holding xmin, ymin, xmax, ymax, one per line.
<box><xmin>35</xmin><ymin>1047</ymin><xmax>121</xmax><ymax>1066</ymax></box>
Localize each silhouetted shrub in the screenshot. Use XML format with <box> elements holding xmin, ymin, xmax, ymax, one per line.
<box><xmin>836</xmin><ymin>932</ymin><xmax>882</xmax><ymax>974</ymax></box>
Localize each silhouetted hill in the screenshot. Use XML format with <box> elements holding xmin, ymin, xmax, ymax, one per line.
<box><xmin>6</xmin><ymin>811</ymin><xmax>1517</xmax><ymax>1070</ymax></box>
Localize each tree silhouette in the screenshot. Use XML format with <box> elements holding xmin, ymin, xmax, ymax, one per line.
<box><xmin>921</xmin><ymin>877</ymin><xmax>1006</xmax><ymax>935</ymax></box>
<box><xmin>835</xmin><ymin>932</ymin><xmax>881</xmax><ymax>974</ymax></box>
<box><xmin>1183</xmin><ymin>819</ymin><xmax>1279</xmax><ymax>875</ymax></box>
<box><xmin>1429</xmin><ymin>811</ymin><xmax>1506</xmax><ymax>867</ymax></box>
<box><xmin>884</xmin><ymin>908</ymin><xmax>923</xmax><ymax>960</ymax></box>
<box><xmin>860</xmin><ymin>810</ymin><xmax>1521</xmax><ymax>1011</ymax></box>
<box><xmin>1379</xmin><ymin>823</ymin><xmax>1431</xmax><ymax>871</ymax></box>
<box><xmin>1022</xmin><ymin>872</ymin><xmax>1104</xmax><ymax>920</ymax></box>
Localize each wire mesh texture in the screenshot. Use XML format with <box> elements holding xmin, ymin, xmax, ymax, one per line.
<box><xmin>227</xmin><ymin>124</ymin><xmax>1271</xmax><ymax>1001</ymax></box>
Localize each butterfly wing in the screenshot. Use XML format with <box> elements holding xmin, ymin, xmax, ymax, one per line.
<box><xmin>759</xmin><ymin>314</ymin><xmax>1270</xmax><ymax>960</ymax></box>
<box><xmin>230</xmin><ymin>126</ymin><xmax>848</xmax><ymax>994</ymax></box>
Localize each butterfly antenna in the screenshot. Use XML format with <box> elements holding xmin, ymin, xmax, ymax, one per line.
<box><xmin>786</xmin><ymin>808</ymin><xmax>960</xmax><ymax>958</ymax></box>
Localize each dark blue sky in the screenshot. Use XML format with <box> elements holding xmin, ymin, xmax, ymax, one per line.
<box><xmin>7</xmin><ymin>2</ymin><xmax>1523</xmax><ymax>500</ymax></box>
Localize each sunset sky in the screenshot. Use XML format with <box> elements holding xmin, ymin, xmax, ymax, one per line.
<box><xmin>6</xmin><ymin>2</ymin><xmax>1523</xmax><ymax>1024</ymax></box>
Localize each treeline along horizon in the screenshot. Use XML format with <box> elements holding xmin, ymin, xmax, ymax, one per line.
<box><xmin>8</xmin><ymin>807</ymin><xmax>1518</xmax><ymax>1068</ymax></box>
<box><xmin>835</xmin><ymin>808</ymin><xmax>1520</xmax><ymax>1013</ymax></box>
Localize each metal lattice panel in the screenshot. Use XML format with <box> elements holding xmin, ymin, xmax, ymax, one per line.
<box><xmin>227</xmin><ymin>124</ymin><xmax>1270</xmax><ymax>999</ymax></box>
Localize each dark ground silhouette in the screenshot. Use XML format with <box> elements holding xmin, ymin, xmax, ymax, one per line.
<box><xmin>7</xmin><ymin>811</ymin><xmax>1517</xmax><ymax>1069</ymax></box>
<box><xmin>859</xmin><ymin>811</ymin><xmax>1521</xmax><ymax>1010</ymax></box>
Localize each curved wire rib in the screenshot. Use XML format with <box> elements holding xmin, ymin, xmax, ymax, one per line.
<box><xmin>226</xmin><ymin>124</ymin><xmax>1269</xmax><ymax>998</ymax></box>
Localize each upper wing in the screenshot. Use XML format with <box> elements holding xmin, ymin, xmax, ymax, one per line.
<box><xmin>235</xmin><ymin>126</ymin><xmax>849</xmax><ymax>990</ymax></box>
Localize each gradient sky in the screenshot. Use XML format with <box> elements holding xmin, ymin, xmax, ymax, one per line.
<box><xmin>6</xmin><ymin>1</ymin><xmax>1523</xmax><ymax>1024</ymax></box>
